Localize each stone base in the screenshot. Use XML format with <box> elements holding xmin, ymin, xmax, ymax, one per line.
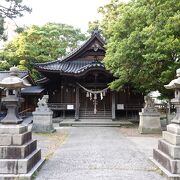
<box><xmin>150</xmin><ymin>157</ymin><xmax>180</xmax><ymax>180</ymax></box>
<box><xmin>139</xmin><ymin>112</ymin><xmax>161</xmax><ymax>134</ymax></box>
<box><xmin>153</xmin><ymin>123</ymin><xmax>180</xmax><ymax>179</ymax></box>
<box><xmin>32</xmin><ymin>111</ymin><xmax>55</xmax><ymax>133</ymax></box>
<box><xmin>153</xmin><ymin>148</ymin><xmax>180</xmax><ymax>174</ymax></box>
<box><xmin>0</xmin><ymin>124</ymin><xmax>44</xmax><ymax>179</ymax></box>
<box><xmin>0</xmin><ymin>158</ymin><xmax>45</xmax><ymax>180</ymax></box>
<box><xmin>167</xmin><ymin>124</ymin><xmax>180</xmax><ymax>135</ymax></box>
<box><xmin>32</xmin><ymin>124</ymin><xmax>55</xmax><ymax>133</ymax></box>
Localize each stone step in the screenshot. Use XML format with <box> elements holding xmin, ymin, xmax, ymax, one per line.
<box><xmin>80</xmin><ymin>114</ymin><xmax>112</xmax><ymax>116</ymax></box>
<box><xmin>0</xmin><ymin>158</ymin><xmax>45</xmax><ymax>180</ymax></box>
<box><xmin>80</xmin><ymin>115</ymin><xmax>112</xmax><ymax>117</ymax></box>
<box><xmin>80</xmin><ymin>109</ymin><xmax>111</xmax><ymax>111</ymax></box>
<box><xmin>79</xmin><ymin>109</ymin><xmax>111</xmax><ymax>112</ymax></box>
<box><xmin>79</xmin><ymin>113</ymin><xmax>112</xmax><ymax>116</ymax></box>
<box><xmin>80</xmin><ymin>112</ymin><xmax>111</xmax><ymax>114</ymax></box>
<box><xmin>59</xmin><ymin>121</ymin><xmax>132</xmax><ymax>127</ymax></box>
<box><xmin>153</xmin><ymin>148</ymin><xmax>180</xmax><ymax>174</ymax></box>
<box><xmin>0</xmin><ymin>124</ymin><xmax>28</xmax><ymax>134</ymax></box>
<box><xmin>79</xmin><ymin>118</ymin><xmax>112</xmax><ymax>120</ymax></box>
<box><xmin>0</xmin><ymin>140</ymin><xmax>37</xmax><ymax>159</ymax></box>
<box><xmin>158</xmin><ymin>139</ymin><xmax>180</xmax><ymax>159</ymax></box>
<box><xmin>72</xmin><ymin>124</ymin><xmax>120</xmax><ymax>127</ymax></box>
<box><xmin>80</xmin><ymin>110</ymin><xmax>111</xmax><ymax>112</ymax></box>
<box><xmin>80</xmin><ymin>113</ymin><xmax>111</xmax><ymax>114</ymax></box>
<box><xmin>0</xmin><ymin>149</ymin><xmax>41</xmax><ymax>174</ymax></box>
<box><xmin>79</xmin><ymin>110</ymin><xmax>112</xmax><ymax>119</ymax></box>
<box><xmin>59</xmin><ymin>119</ymin><xmax>133</xmax><ymax>127</ymax></box>
<box><xmin>163</xmin><ymin>131</ymin><xmax>180</xmax><ymax>145</ymax></box>
<box><xmin>80</xmin><ymin>112</ymin><xmax>112</xmax><ymax>116</ymax></box>
<box><xmin>167</xmin><ymin>124</ymin><xmax>180</xmax><ymax>135</ymax></box>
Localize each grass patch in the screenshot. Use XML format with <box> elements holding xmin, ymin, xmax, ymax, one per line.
<box><xmin>33</xmin><ymin>132</ymin><xmax>68</xmax><ymax>160</ymax></box>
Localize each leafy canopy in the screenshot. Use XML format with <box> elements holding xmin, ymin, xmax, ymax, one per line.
<box><xmin>0</xmin><ymin>0</ymin><xmax>31</xmax><ymax>40</ymax></box>
<box><xmin>96</xmin><ymin>0</ymin><xmax>180</xmax><ymax>97</ymax></box>
<box><xmin>0</xmin><ymin>23</ymin><xmax>87</xmax><ymax>78</ymax></box>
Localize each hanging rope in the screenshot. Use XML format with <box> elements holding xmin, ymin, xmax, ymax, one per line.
<box><xmin>77</xmin><ymin>83</ymin><xmax>108</xmax><ymax>94</ymax></box>
<box><xmin>77</xmin><ymin>83</ymin><xmax>109</xmax><ymax>114</ymax></box>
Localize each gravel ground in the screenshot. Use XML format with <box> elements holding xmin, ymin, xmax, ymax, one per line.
<box><xmin>34</xmin><ymin>126</ymin><xmax>166</xmax><ymax>180</ymax></box>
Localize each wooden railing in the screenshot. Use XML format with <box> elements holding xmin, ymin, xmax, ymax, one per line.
<box><xmin>19</xmin><ymin>108</ymin><xmax>32</xmax><ymax>118</ymax></box>
<box><xmin>123</xmin><ymin>104</ymin><xmax>143</xmax><ymax>110</ymax></box>
<box><xmin>48</xmin><ymin>103</ymin><xmax>143</xmax><ymax>111</ymax></box>
<box><xmin>48</xmin><ymin>103</ymin><xmax>76</xmax><ymax>110</ymax></box>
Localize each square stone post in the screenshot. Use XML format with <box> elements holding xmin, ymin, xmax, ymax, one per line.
<box><xmin>139</xmin><ymin>96</ymin><xmax>161</xmax><ymax>134</ymax></box>
<box><xmin>75</xmin><ymin>85</ymin><xmax>80</xmax><ymax>121</ymax></box>
<box><xmin>32</xmin><ymin>95</ymin><xmax>55</xmax><ymax>133</ymax></box>
<box><xmin>112</xmin><ymin>91</ymin><xmax>116</xmax><ymax>120</ymax></box>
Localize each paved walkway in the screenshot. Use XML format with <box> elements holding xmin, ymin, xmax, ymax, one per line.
<box><xmin>36</xmin><ymin>127</ymin><xmax>165</xmax><ymax>180</ymax></box>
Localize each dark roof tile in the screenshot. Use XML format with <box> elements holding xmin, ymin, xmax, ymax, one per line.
<box><xmin>37</xmin><ymin>60</ymin><xmax>105</xmax><ymax>74</ymax></box>
<box><xmin>35</xmin><ymin>32</ymin><xmax>106</xmax><ymax>75</ymax></box>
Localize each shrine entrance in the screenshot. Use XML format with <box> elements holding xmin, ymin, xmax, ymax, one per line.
<box><xmin>36</xmin><ymin>31</ymin><xmax>144</xmax><ymax>122</ymax></box>
<box><xmin>78</xmin><ymin>84</ymin><xmax>112</xmax><ymax>119</ymax></box>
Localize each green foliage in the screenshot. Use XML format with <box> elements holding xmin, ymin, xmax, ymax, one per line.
<box><xmin>0</xmin><ymin>0</ymin><xmax>31</xmax><ymax>40</ymax></box>
<box><xmin>88</xmin><ymin>21</ymin><xmax>100</xmax><ymax>34</ymax></box>
<box><xmin>0</xmin><ymin>23</ymin><xmax>87</xmax><ymax>78</ymax></box>
<box><xmin>97</xmin><ymin>0</ymin><xmax>180</xmax><ymax>97</ymax></box>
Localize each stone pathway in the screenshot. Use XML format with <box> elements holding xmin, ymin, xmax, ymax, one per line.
<box><xmin>35</xmin><ymin>127</ymin><xmax>165</xmax><ymax>180</ymax></box>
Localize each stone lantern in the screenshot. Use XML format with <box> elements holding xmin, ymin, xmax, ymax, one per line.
<box><xmin>152</xmin><ymin>68</ymin><xmax>180</xmax><ymax>179</ymax></box>
<box><xmin>0</xmin><ymin>67</ymin><xmax>44</xmax><ymax>179</ymax></box>
<box><xmin>164</xmin><ymin>68</ymin><xmax>180</xmax><ymax>124</ymax></box>
<box><xmin>0</xmin><ymin>66</ymin><xmax>30</xmax><ymax>124</ymax></box>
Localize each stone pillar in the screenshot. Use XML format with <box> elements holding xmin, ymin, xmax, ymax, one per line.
<box><xmin>75</xmin><ymin>85</ymin><xmax>80</xmax><ymax>121</ymax></box>
<box><xmin>32</xmin><ymin>95</ymin><xmax>55</xmax><ymax>133</ymax></box>
<box><xmin>112</xmin><ymin>91</ymin><xmax>116</xmax><ymax>120</ymax></box>
<box><xmin>152</xmin><ymin>68</ymin><xmax>180</xmax><ymax>179</ymax></box>
<box><xmin>139</xmin><ymin>96</ymin><xmax>161</xmax><ymax>134</ymax></box>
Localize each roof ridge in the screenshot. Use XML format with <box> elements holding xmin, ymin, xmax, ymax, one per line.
<box><xmin>62</xmin><ymin>33</ymin><xmax>106</xmax><ymax>62</ymax></box>
<box><xmin>35</xmin><ymin>32</ymin><xmax>106</xmax><ymax>67</ymax></box>
<box><xmin>35</xmin><ymin>59</ymin><xmax>61</xmax><ymax>66</ymax></box>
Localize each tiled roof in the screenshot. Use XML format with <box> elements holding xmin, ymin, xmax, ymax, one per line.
<box><xmin>35</xmin><ymin>31</ymin><xmax>106</xmax><ymax>75</ymax></box>
<box><xmin>37</xmin><ymin>60</ymin><xmax>105</xmax><ymax>74</ymax></box>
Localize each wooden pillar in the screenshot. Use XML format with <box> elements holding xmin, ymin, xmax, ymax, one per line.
<box><xmin>112</xmin><ymin>91</ymin><xmax>116</xmax><ymax>120</ymax></box>
<box><xmin>75</xmin><ymin>85</ymin><xmax>80</xmax><ymax>121</ymax></box>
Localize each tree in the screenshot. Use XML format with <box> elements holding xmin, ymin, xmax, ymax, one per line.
<box><xmin>0</xmin><ymin>23</ymin><xmax>87</xmax><ymax>78</ymax></box>
<box><xmin>0</xmin><ymin>0</ymin><xmax>31</xmax><ymax>40</ymax></box>
<box><xmin>97</xmin><ymin>0</ymin><xmax>180</xmax><ymax>97</ymax></box>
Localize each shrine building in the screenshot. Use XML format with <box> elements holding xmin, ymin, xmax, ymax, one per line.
<box><xmin>35</xmin><ymin>31</ymin><xmax>144</xmax><ymax>121</ymax></box>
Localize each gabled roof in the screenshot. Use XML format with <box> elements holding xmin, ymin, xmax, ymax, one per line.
<box><xmin>35</xmin><ymin>31</ymin><xmax>106</xmax><ymax>76</ymax></box>
<box><xmin>60</xmin><ymin>30</ymin><xmax>106</xmax><ymax>62</ymax></box>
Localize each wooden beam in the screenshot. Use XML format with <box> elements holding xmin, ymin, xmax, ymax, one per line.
<box><xmin>112</xmin><ymin>91</ymin><xmax>116</xmax><ymax>120</ymax></box>
<box><xmin>75</xmin><ymin>85</ymin><xmax>80</xmax><ymax>121</ymax></box>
